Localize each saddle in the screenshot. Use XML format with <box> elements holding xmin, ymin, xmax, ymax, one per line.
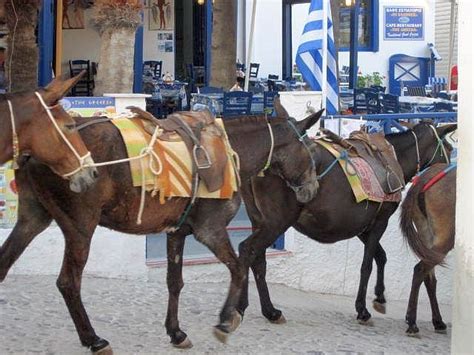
<box><xmin>321</xmin><ymin>129</ymin><xmax>405</xmax><ymax>194</ymax></box>
<box><xmin>127</xmin><ymin>107</ymin><xmax>229</xmax><ymax>193</ymax></box>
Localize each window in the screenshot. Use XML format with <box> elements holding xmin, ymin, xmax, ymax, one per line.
<box><xmin>338</xmin><ymin>0</ymin><xmax>379</xmax><ymax>52</ymax></box>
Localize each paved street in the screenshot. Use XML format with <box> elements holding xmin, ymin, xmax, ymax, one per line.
<box><xmin>0</xmin><ymin>275</ymin><xmax>451</xmax><ymax>354</ymax></box>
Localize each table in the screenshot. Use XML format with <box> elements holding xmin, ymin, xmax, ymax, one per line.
<box><xmin>143</xmin><ymin>78</ymin><xmax>188</xmax><ymax>116</ymax></box>
<box><xmin>398</xmin><ymin>96</ymin><xmax>456</xmax><ymax>113</ymax></box>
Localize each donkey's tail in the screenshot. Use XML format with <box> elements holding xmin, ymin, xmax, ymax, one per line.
<box><xmin>400</xmin><ymin>183</ymin><xmax>446</xmax><ymax>267</ymax></box>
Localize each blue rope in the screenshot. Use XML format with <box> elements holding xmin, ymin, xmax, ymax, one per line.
<box><xmin>317</xmin><ymin>150</ymin><xmax>356</xmax><ymax>180</ymax></box>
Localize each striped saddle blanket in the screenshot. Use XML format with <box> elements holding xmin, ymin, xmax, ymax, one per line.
<box><xmin>315</xmin><ymin>139</ymin><xmax>401</xmax><ymax>203</ymax></box>
<box><xmin>112</xmin><ymin>117</ymin><xmax>238</xmax><ymax>204</ymax></box>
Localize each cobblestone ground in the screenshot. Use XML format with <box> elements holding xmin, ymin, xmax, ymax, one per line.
<box><xmin>0</xmin><ymin>275</ymin><xmax>451</xmax><ymax>354</ymax></box>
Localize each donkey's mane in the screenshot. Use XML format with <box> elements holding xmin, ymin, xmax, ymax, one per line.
<box><xmin>222</xmin><ymin>114</ymin><xmax>286</xmax><ymax>133</ymax></box>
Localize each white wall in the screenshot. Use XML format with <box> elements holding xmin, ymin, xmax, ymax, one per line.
<box><xmin>0</xmin><ymin>204</ymin><xmax>453</xmax><ymax>304</ymax></box>
<box><xmin>61</xmin><ymin>8</ymin><xmax>175</xmax><ymax>80</ymax></box>
<box><xmin>241</xmin><ymin>0</ymin><xmax>435</xmax><ymax>85</ymax></box>
<box><xmin>338</xmin><ymin>0</ymin><xmax>436</xmax><ymax>85</ymax></box>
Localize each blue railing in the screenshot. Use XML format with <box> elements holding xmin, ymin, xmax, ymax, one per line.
<box><xmin>322</xmin><ymin>112</ymin><xmax>457</xmax><ymax>134</ymax></box>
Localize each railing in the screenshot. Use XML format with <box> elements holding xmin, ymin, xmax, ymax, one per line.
<box><xmin>322</xmin><ymin>112</ymin><xmax>457</xmax><ymax>134</ymax></box>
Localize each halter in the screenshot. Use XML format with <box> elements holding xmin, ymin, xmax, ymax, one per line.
<box><xmin>412</xmin><ymin>124</ymin><xmax>450</xmax><ymax>176</ymax></box>
<box><xmin>7</xmin><ymin>92</ymin><xmax>93</xmax><ymax>178</ymax></box>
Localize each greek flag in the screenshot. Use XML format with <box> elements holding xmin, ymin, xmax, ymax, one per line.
<box><xmin>296</xmin><ymin>0</ymin><xmax>339</xmax><ymax>114</ymax></box>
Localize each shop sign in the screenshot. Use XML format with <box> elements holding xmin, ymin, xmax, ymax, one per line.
<box><xmin>60</xmin><ymin>97</ymin><xmax>116</xmax><ymax>117</ymax></box>
<box><xmin>384</xmin><ymin>6</ymin><xmax>424</xmax><ymax>41</ymax></box>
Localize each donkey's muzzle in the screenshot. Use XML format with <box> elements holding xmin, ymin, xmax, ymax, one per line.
<box><xmin>69</xmin><ymin>157</ymin><xmax>98</xmax><ymax>193</ymax></box>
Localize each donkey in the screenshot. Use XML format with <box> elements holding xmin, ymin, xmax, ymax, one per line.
<box><xmin>0</xmin><ymin>107</ymin><xmax>323</xmax><ymax>353</ymax></box>
<box><xmin>231</xmin><ymin>122</ymin><xmax>456</xmax><ymax>326</ymax></box>
<box><xmin>0</xmin><ymin>73</ymin><xmax>98</xmax><ymax>192</ymax></box>
<box><xmin>400</xmin><ymin>163</ymin><xmax>456</xmax><ymax>337</ymax></box>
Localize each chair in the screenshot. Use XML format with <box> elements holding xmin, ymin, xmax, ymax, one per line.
<box><xmin>236</xmin><ymin>62</ymin><xmax>245</xmax><ymax>72</ymax></box>
<box><xmin>428</xmin><ymin>77</ymin><xmax>447</xmax><ymax>96</ymax></box>
<box><xmin>370</xmin><ymin>85</ymin><xmax>386</xmax><ymax>94</ymax></box>
<box><xmin>198</xmin><ymin>86</ymin><xmax>224</xmax><ymax>94</ymax></box>
<box><xmin>436</xmin><ymin>92</ymin><xmax>450</xmax><ymax>100</ymax></box>
<box><xmin>69</xmin><ymin>60</ymin><xmax>95</xmax><ymax>96</ymax></box>
<box><xmin>406</xmin><ymin>86</ymin><xmax>427</xmax><ymax>97</ymax></box>
<box><xmin>353</xmin><ymin>88</ymin><xmax>376</xmax><ymax>114</ymax></box>
<box><xmin>434</xmin><ymin>102</ymin><xmax>454</xmax><ymax>112</ymax></box>
<box><xmin>263</xmin><ymin>91</ymin><xmax>278</xmax><ymax>115</ymax></box>
<box><xmin>381</xmin><ymin>93</ymin><xmax>400</xmax><ymax>113</ymax></box>
<box><xmin>222</xmin><ymin>91</ymin><xmax>253</xmax><ymax>117</ymax></box>
<box><xmin>365</xmin><ymin>91</ymin><xmax>381</xmax><ymax>114</ymax></box>
<box><xmin>143</xmin><ymin>60</ymin><xmax>163</xmax><ymax>78</ymax></box>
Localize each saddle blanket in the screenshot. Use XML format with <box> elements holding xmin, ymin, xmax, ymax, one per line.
<box><xmin>112</xmin><ymin>117</ymin><xmax>238</xmax><ymax>203</ymax></box>
<box><xmin>316</xmin><ymin>140</ymin><xmax>401</xmax><ymax>203</ymax></box>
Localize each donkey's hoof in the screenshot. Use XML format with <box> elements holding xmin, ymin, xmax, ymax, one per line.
<box><xmin>173</xmin><ymin>337</ymin><xmax>193</xmax><ymax>349</ymax></box>
<box><xmin>372</xmin><ymin>300</ymin><xmax>386</xmax><ymax>314</ymax></box>
<box><xmin>229</xmin><ymin>311</ymin><xmax>243</xmax><ymax>332</ymax></box>
<box><xmin>269</xmin><ymin>314</ymin><xmax>287</xmax><ymax>324</ymax></box>
<box><xmin>357</xmin><ymin>318</ymin><xmax>374</xmax><ymax>326</ymax></box>
<box><xmin>435</xmin><ymin>328</ymin><xmax>447</xmax><ymax>334</ymax></box>
<box><xmin>406</xmin><ymin>325</ymin><xmax>420</xmax><ymax>338</ymax></box>
<box><xmin>90</xmin><ymin>339</ymin><xmax>112</xmax><ymax>355</ymax></box>
<box><xmin>213</xmin><ymin>325</ymin><xmax>230</xmax><ymax>344</ymax></box>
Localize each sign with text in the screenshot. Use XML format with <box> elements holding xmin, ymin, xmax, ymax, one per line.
<box><xmin>384</xmin><ymin>6</ymin><xmax>424</xmax><ymax>41</ymax></box>
<box><xmin>60</xmin><ymin>97</ymin><xmax>116</xmax><ymax>117</ymax></box>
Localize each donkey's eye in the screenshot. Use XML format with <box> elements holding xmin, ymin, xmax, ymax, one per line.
<box><xmin>64</xmin><ymin>123</ymin><xmax>77</xmax><ymax>132</ymax></box>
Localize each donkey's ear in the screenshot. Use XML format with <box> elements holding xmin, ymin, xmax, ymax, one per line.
<box><xmin>43</xmin><ymin>71</ymin><xmax>87</xmax><ymax>104</ymax></box>
<box><xmin>296</xmin><ymin>109</ymin><xmax>325</xmax><ymax>133</ymax></box>
<box><xmin>436</xmin><ymin>124</ymin><xmax>457</xmax><ymax>137</ymax></box>
<box><xmin>273</xmin><ymin>97</ymin><xmax>289</xmax><ymax>119</ymax></box>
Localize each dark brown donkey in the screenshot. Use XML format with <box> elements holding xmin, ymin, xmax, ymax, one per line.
<box><xmin>0</xmin><ymin>74</ymin><xmax>98</xmax><ymax>191</ymax></box>
<box><xmin>0</xmin><ymin>109</ymin><xmax>323</xmax><ymax>353</ymax></box>
<box><xmin>400</xmin><ymin>163</ymin><xmax>456</xmax><ymax>337</ymax></box>
<box><xmin>233</xmin><ymin>122</ymin><xmax>456</xmax><ymax>326</ymax></box>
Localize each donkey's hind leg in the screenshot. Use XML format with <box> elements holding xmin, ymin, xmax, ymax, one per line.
<box><xmin>165</xmin><ymin>229</ymin><xmax>193</xmax><ymax>349</ymax></box>
<box><xmin>424</xmin><ymin>269</ymin><xmax>447</xmax><ymax>334</ymax></box>
<box><xmin>191</xmin><ymin>198</ymin><xmax>245</xmax><ymax>343</ymax></box>
<box><xmin>373</xmin><ymin>243</ymin><xmax>388</xmax><ymax>314</ymax></box>
<box><xmin>0</xmin><ymin>170</ymin><xmax>52</xmax><ymax>282</ymax></box>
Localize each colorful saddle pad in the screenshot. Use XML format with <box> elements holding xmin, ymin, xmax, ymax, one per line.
<box><xmin>316</xmin><ymin>139</ymin><xmax>401</xmax><ymax>203</ymax></box>
<box><xmin>112</xmin><ymin>117</ymin><xmax>238</xmax><ymax>204</ymax></box>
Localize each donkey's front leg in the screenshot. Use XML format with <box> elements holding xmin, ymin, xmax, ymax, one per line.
<box><xmin>0</xmin><ymin>171</ymin><xmax>52</xmax><ymax>282</ymax></box>
<box><xmin>165</xmin><ymin>230</ymin><xmax>193</xmax><ymax>349</ymax></box>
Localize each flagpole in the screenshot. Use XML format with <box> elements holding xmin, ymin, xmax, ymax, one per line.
<box><xmin>321</xmin><ymin>0</ymin><xmax>328</xmax><ymax>111</ymax></box>
<box><xmin>245</xmin><ymin>0</ymin><xmax>258</xmax><ymax>92</ymax></box>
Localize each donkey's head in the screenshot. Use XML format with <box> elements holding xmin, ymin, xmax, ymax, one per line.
<box><xmin>414</xmin><ymin>122</ymin><xmax>457</xmax><ymax>170</ymax></box>
<box><xmin>1</xmin><ymin>73</ymin><xmax>98</xmax><ymax>192</ymax></box>
<box><xmin>264</xmin><ymin>99</ymin><xmax>323</xmax><ymax>203</ymax></box>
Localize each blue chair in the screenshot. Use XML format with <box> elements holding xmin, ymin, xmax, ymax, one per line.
<box><xmin>437</xmin><ymin>92</ymin><xmax>450</xmax><ymax>100</ymax></box>
<box><xmin>199</xmin><ymin>86</ymin><xmax>224</xmax><ymax>94</ymax></box>
<box><xmin>434</xmin><ymin>102</ymin><xmax>454</xmax><ymax>112</ymax></box>
<box><xmin>381</xmin><ymin>93</ymin><xmax>400</xmax><ymax>113</ymax></box>
<box><xmin>222</xmin><ymin>91</ymin><xmax>253</xmax><ymax>118</ymax></box>
<box><xmin>365</xmin><ymin>91</ymin><xmax>381</xmax><ymax>114</ymax></box>
<box><xmin>190</xmin><ymin>94</ymin><xmax>218</xmax><ymax>116</ymax></box>
<box><xmin>263</xmin><ymin>91</ymin><xmax>278</xmax><ymax>115</ymax></box>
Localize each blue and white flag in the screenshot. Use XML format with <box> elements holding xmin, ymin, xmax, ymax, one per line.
<box><xmin>296</xmin><ymin>0</ymin><xmax>339</xmax><ymax>114</ymax></box>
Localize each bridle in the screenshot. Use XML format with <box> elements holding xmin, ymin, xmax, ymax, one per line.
<box><xmin>411</xmin><ymin>124</ymin><xmax>450</xmax><ymax>176</ymax></box>
<box><xmin>7</xmin><ymin>92</ymin><xmax>93</xmax><ymax>178</ymax></box>
<box><xmin>258</xmin><ymin>118</ymin><xmax>317</xmax><ymax>194</ymax></box>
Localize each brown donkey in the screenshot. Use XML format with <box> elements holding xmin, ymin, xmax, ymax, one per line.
<box><xmin>400</xmin><ymin>162</ymin><xmax>456</xmax><ymax>337</ymax></box>
<box><xmin>0</xmin><ymin>108</ymin><xmax>323</xmax><ymax>353</ymax></box>
<box><xmin>0</xmin><ymin>73</ymin><xmax>98</xmax><ymax>192</ymax></box>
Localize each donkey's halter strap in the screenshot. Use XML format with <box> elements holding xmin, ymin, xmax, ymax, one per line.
<box><xmin>257</xmin><ymin>120</ymin><xmax>275</xmax><ymax>177</ymax></box>
<box><xmin>34</xmin><ymin>91</ymin><xmax>93</xmax><ymax>178</ymax></box>
<box><xmin>426</xmin><ymin>124</ymin><xmax>449</xmax><ymax>166</ymax></box>
<box><xmin>411</xmin><ymin>130</ymin><xmax>421</xmax><ymax>175</ymax></box>
<box><xmin>7</xmin><ymin>99</ymin><xmax>20</xmax><ymax>169</ymax></box>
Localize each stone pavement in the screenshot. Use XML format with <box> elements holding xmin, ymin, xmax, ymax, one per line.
<box><xmin>0</xmin><ymin>275</ymin><xmax>451</xmax><ymax>354</ymax></box>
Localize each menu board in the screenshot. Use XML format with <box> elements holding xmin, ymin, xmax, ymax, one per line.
<box><xmin>384</xmin><ymin>7</ymin><xmax>424</xmax><ymax>41</ymax></box>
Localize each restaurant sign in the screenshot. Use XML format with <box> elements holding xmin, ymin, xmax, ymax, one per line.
<box><xmin>384</xmin><ymin>6</ymin><xmax>424</xmax><ymax>41</ymax></box>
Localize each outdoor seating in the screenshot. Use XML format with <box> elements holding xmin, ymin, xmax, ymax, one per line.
<box><xmin>428</xmin><ymin>76</ymin><xmax>447</xmax><ymax>96</ymax></box>
<box><xmin>68</xmin><ymin>59</ymin><xmax>95</xmax><ymax>96</ymax></box>
<box><xmin>263</xmin><ymin>91</ymin><xmax>278</xmax><ymax>115</ymax></box>
<box><xmin>365</xmin><ymin>91</ymin><xmax>381</xmax><ymax>114</ymax></box>
<box><xmin>222</xmin><ymin>91</ymin><xmax>253</xmax><ymax>117</ymax></box>
<box><xmin>353</xmin><ymin>88</ymin><xmax>377</xmax><ymax>113</ymax></box>
<box><xmin>406</xmin><ymin>86</ymin><xmax>427</xmax><ymax>97</ymax></box>
<box><xmin>434</xmin><ymin>102</ymin><xmax>455</xmax><ymax>112</ymax></box>
<box><xmin>199</xmin><ymin>86</ymin><xmax>224</xmax><ymax>94</ymax></box>
<box><xmin>370</xmin><ymin>85</ymin><xmax>386</xmax><ymax>93</ymax></box>
<box><xmin>143</xmin><ymin>60</ymin><xmax>163</xmax><ymax>79</ymax></box>
<box><xmin>381</xmin><ymin>93</ymin><xmax>400</xmax><ymax>113</ymax></box>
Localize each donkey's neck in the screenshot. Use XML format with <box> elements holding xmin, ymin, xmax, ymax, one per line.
<box><xmin>386</xmin><ymin>131</ymin><xmax>421</xmax><ymax>183</ymax></box>
<box><xmin>224</xmin><ymin>119</ymin><xmax>274</xmax><ymax>180</ymax></box>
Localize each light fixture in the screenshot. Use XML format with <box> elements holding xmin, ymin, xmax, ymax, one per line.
<box><xmin>197</xmin><ymin>0</ymin><xmax>204</xmax><ymax>5</ymax></box>
<box><xmin>345</xmin><ymin>0</ymin><xmax>353</xmax><ymax>6</ymax></box>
